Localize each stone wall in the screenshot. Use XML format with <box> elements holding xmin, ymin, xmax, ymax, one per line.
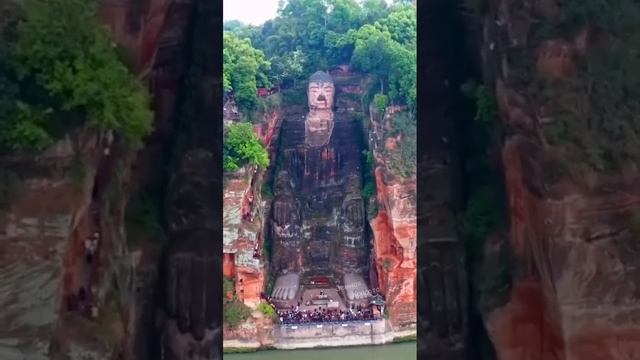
<box><xmin>275</xmin><ymin>320</ymin><xmax>395</xmax><ymax>349</ymax></box>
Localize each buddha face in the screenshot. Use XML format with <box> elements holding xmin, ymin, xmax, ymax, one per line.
<box><xmin>308</xmin><ymin>80</ymin><xmax>335</xmax><ymax>110</ymax></box>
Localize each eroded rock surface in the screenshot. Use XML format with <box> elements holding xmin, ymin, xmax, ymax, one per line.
<box><xmin>478</xmin><ymin>1</ymin><xmax>640</xmax><ymax>359</ymax></box>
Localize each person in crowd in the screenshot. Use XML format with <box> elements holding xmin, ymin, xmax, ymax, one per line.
<box><xmin>277</xmin><ymin>306</ymin><xmax>376</xmax><ymax>324</ymax></box>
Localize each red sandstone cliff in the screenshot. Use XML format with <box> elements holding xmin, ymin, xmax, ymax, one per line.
<box><xmin>223</xmin><ymin>105</ymin><xmax>282</xmax><ymax>311</ymax></box>
<box><xmin>0</xmin><ymin>1</ymin><xmax>191</xmax><ymax>359</ymax></box>
<box><xmin>478</xmin><ymin>1</ymin><xmax>640</xmax><ymax>359</ymax></box>
<box><xmin>368</xmin><ymin>107</ymin><xmax>417</xmax><ymax>328</ymax></box>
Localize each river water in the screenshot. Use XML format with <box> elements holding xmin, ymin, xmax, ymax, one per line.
<box><xmin>224</xmin><ymin>342</ymin><xmax>416</xmax><ymax>360</ymax></box>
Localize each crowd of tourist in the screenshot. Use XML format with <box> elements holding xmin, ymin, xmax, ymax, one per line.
<box><xmin>277</xmin><ymin>305</ymin><xmax>377</xmax><ymax>325</ymax></box>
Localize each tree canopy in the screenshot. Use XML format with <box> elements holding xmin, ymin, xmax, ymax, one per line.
<box><xmin>224</xmin><ymin>0</ymin><xmax>416</xmax><ymax>109</ymax></box>
<box><xmin>224</xmin><ymin>122</ymin><xmax>270</xmax><ymax>172</ymax></box>
<box><xmin>223</xmin><ymin>32</ymin><xmax>271</xmax><ymax>112</ymax></box>
<box><xmin>0</xmin><ymin>0</ymin><xmax>152</xmax><ymax>152</ymax></box>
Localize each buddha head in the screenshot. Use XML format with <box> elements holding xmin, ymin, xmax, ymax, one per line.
<box><xmin>308</xmin><ymin>71</ymin><xmax>335</xmax><ymax>110</ymax></box>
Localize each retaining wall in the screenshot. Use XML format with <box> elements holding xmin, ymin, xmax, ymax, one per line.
<box><xmin>274</xmin><ymin>320</ymin><xmax>397</xmax><ymax>349</ymax></box>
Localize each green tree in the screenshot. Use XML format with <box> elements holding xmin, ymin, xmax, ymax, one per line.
<box><xmin>388</xmin><ymin>42</ymin><xmax>416</xmax><ymax>107</ymax></box>
<box><xmin>270</xmin><ymin>50</ymin><xmax>306</xmax><ymax>87</ymax></box>
<box><xmin>324</xmin><ymin>29</ymin><xmax>357</xmax><ymax>66</ymax></box>
<box><xmin>377</xmin><ymin>5</ymin><xmax>416</xmax><ymax>47</ymax></box>
<box><xmin>326</xmin><ymin>0</ymin><xmax>362</xmax><ymax>34</ymax></box>
<box><xmin>373</xmin><ymin>93</ymin><xmax>388</xmax><ymax>115</ymax></box>
<box><xmin>361</xmin><ymin>0</ymin><xmax>389</xmax><ymax>24</ymax></box>
<box><xmin>256</xmin><ymin>302</ymin><xmax>276</xmax><ymax>318</ymax></box>
<box><xmin>224</xmin><ymin>123</ymin><xmax>270</xmax><ymax>172</ymax></box>
<box><xmin>223</xmin><ymin>277</ymin><xmax>235</xmax><ymax>297</ymax></box>
<box><xmin>351</xmin><ymin>6</ymin><xmax>416</xmax><ymax>107</ymax></box>
<box><xmin>224</xmin><ymin>32</ymin><xmax>271</xmax><ymax>111</ymax></box>
<box><xmin>275</xmin><ymin>0</ymin><xmax>329</xmax><ymax>71</ymax></box>
<box><xmin>224</xmin><ymin>299</ymin><xmax>252</xmax><ymax>328</ymax></box>
<box><xmin>351</xmin><ymin>24</ymin><xmax>394</xmax><ymax>92</ymax></box>
<box><xmin>11</xmin><ymin>0</ymin><xmax>153</xmax><ymax>148</ymax></box>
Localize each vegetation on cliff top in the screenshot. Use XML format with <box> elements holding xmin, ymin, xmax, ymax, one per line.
<box><xmin>532</xmin><ymin>0</ymin><xmax>640</xmax><ymax>172</ymax></box>
<box><xmin>224</xmin><ymin>299</ymin><xmax>252</xmax><ymax>328</ymax></box>
<box><xmin>224</xmin><ymin>122</ymin><xmax>270</xmax><ymax>172</ymax></box>
<box><xmin>256</xmin><ymin>302</ymin><xmax>276</xmax><ymax>319</ymax></box>
<box><xmin>224</xmin><ymin>32</ymin><xmax>271</xmax><ymax>112</ymax></box>
<box><xmin>0</xmin><ymin>0</ymin><xmax>152</xmax><ymax>152</ymax></box>
<box><xmin>224</xmin><ymin>0</ymin><xmax>416</xmax><ymax>112</ymax></box>
<box><xmin>385</xmin><ymin>111</ymin><xmax>416</xmax><ymax>178</ymax></box>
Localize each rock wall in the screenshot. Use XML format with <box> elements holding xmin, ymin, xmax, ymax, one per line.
<box><xmin>0</xmin><ymin>131</ymin><xmax>117</xmax><ymax>360</ymax></box>
<box><xmin>158</xmin><ymin>0</ymin><xmax>222</xmax><ymax>359</ymax></box>
<box><xmin>368</xmin><ymin>108</ymin><xmax>418</xmax><ymax>329</ymax></box>
<box><xmin>478</xmin><ymin>1</ymin><xmax>640</xmax><ymax>359</ymax></box>
<box><xmin>417</xmin><ymin>2</ymin><xmax>469</xmax><ymax>357</ymax></box>
<box><xmin>0</xmin><ymin>1</ymin><xmax>198</xmax><ymax>359</ymax></box>
<box><xmin>222</xmin><ymin>106</ymin><xmax>283</xmax><ymax>309</ymax></box>
<box><xmin>274</xmin><ymin>320</ymin><xmax>394</xmax><ymax>349</ymax></box>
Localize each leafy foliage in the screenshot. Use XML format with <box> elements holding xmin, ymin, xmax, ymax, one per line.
<box><xmin>269</xmin><ymin>50</ymin><xmax>305</xmax><ymax>88</ymax></box>
<box><xmin>373</xmin><ymin>93</ymin><xmax>388</xmax><ymax>115</ymax></box>
<box><xmin>224</xmin><ymin>123</ymin><xmax>269</xmax><ymax>172</ymax></box>
<box><xmin>280</xmin><ymin>82</ymin><xmax>308</xmax><ymax>106</ymax></box>
<box><xmin>7</xmin><ymin>0</ymin><xmax>152</xmax><ymax>149</ymax></box>
<box><xmin>474</xmin><ymin>85</ymin><xmax>498</xmax><ymax>124</ymax></box>
<box><xmin>224</xmin><ymin>32</ymin><xmax>271</xmax><ymax>112</ymax></box>
<box><xmin>223</xmin><ymin>299</ymin><xmax>252</xmax><ymax>328</ymax></box>
<box><xmin>223</xmin><ymin>1</ymin><xmax>415</xmax><ymax>107</ymax></box>
<box><xmin>256</xmin><ymin>302</ymin><xmax>276</xmax><ymax>318</ymax></box>
<box><xmin>256</xmin><ymin>93</ymin><xmax>282</xmax><ymax>118</ymax></box>
<box><xmin>386</xmin><ymin>112</ymin><xmax>416</xmax><ymax>178</ymax></box>
<box><xmin>532</xmin><ymin>0</ymin><xmax>640</xmax><ymax>171</ymax></box>
<box><xmin>361</xmin><ymin>149</ymin><xmax>377</xmax><ymax>206</ymax></box>
<box><xmin>223</xmin><ymin>277</ymin><xmax>235</xmax><ymax>297</ymax></box>
<box><xmin>350</xmin><ymin>11</ymin><xmax>416</xmax><ymax>107</ymax></box>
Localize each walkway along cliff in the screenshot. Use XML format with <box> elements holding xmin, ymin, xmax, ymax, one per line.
<box><xmin>0</xmin><ymin>1</ymin><xmax>222</xmax><ymax>359</ymax></box>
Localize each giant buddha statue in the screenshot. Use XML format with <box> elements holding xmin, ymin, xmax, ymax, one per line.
<box><xmin>341</xmin><ymin>173</ymin><xmax>365</xmax><ymax>248</ymax></box>
<box><xmin>271</xmin><ymin>170</ymin><xmax>301</xmax><ymax>245</ymax></box>
<box><xmin>305</xmin><ymin>71</ymin><xmax>335</xmax><ymax>147</ymax></box>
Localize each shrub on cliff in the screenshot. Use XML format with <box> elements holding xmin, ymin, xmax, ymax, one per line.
<box><xmin>224</xmin><ymin>299</ymin><xmax>252</xmax><ymax>328</ymax></box>
<box><xmin>534</xmin><ymin>0</ymin><xmax>640</xmax><ymax>171</ymax></box>
<box><xmin>223</xmin><ymin>277</ymin><xmax>235</xmax><ymax>299</ymax></box>
<box><xmin>386</xmin><ymin>112</ymin><xmax>416</xmax><ymax>178</ymax></box>
<box><xmin>256</xmin><ymin>302</ymin><xmax>276</xmax><ymax>319</ymax></box>
<box><xmin>0</xmin><ymin>0</ymin><xmax>152</xmax><ymax>152</ymax></box>
<box><xmin>373</xmin><ymin>93</ymin><xmax>388</xmax><ymax>115</ymax></box>
<box><xmin>224</xmin><ymin>122</ymin><xmax>270</xmax><ymax>172</ymax></box>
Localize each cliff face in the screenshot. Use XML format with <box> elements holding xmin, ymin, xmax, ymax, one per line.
<box><xmin>0</xmin><ymin>131</ymin><xmax>125</xmax><ymax>360</ymax></box>
<box><xmin>0</xmin><ymin>1</ymin><xmax>197</xmax><ymax>359</ymax></box>
<box><xmin>369</xmin><ymin>108</ymin><xmax>418</xmax><ymax>328</ymax></box>
<box><xmin>223</xmin><ymin>107</ymin><xmax>282</xmax><ymax>310</ymax></box>
<box><xmin>478</xmin><ymin>1</ymin><xmax>640</xmax><ymax>359</ymax></box>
